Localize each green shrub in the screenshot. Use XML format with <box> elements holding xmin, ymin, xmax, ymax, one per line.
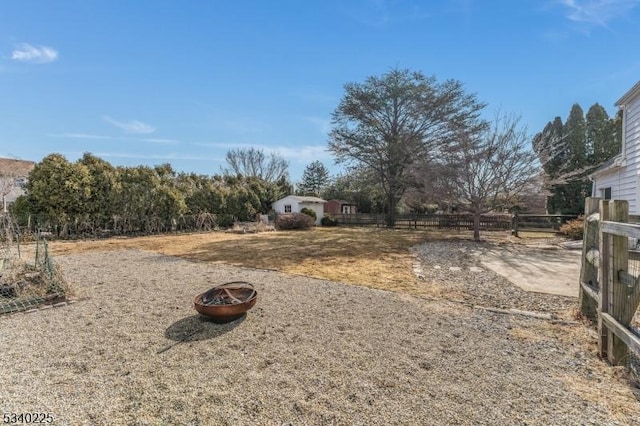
<box><xmin>321</xmin><ymin>215</ymin><xmax>338</xmax><ymax>227</ymax></box>
<box><xmin>559</xmin><ymin>215</ymin><xmax>584</xmax><ymax>240</ymax></box>
<box><xmin>300</xmin><ymin>207</ymin><xmax>317</xmax><ymax>221</ymax></box>
<box><xmin>276</xmin><ymin>213</ymin><xmax>314</xmax><ymax>230</ymax></box>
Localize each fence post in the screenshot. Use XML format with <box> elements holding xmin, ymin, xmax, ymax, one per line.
<box><xmin>597</xmin><ymin>199</ymin><xmax>610</xmax><ymax>358</ymax></box>
<box><xmin>512</xmin><ymin>212</ymin><xmax>519</xmax><ymax>237</ymax></box>
<box><xmin>607</xmin><ymin>200</ymin><xmax>629</xmax><ymax>365</ymax></box>
<box><xmin>580</xmin><ymin>197</ymin><xmax>601</xmax><ymax>320</ymax></box>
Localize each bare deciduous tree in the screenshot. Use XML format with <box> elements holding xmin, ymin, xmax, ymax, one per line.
<box><xmin>440</xmin><ymin>113</ymin><xmax>537</xmax><ymax>241</ymax></box>
<box><xmin>223</xmin><ymin>147</ymin><xmax>289</xmax><ymax>184</ymax></box>
<box><xmin>0</xmin><ymin>173</ymin><xmax>18</xmax><ymax>213</ymax></box>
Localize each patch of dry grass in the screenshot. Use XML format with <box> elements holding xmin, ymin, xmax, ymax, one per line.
<box><xmin>508</xmin><ymin>317</ymin><xmax>640</xmax><ymax>416</ymax></box>
<box><xmin>516</xmin><ymin>231</ymin><xmax>561</xmax><ymax>239</ymax></box>
<box><xmin>47</xmin><ymin>227</ymin><xmax>515</xmax><ymax>293</ymax></box>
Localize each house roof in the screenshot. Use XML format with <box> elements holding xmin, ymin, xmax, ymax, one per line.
<box><xmin>589</xmin><ymin>154</ymin><xmax>623</xmax><ymax>178</ymax></box>
<box><xmin>616</xmin><ymin>80</ymin><xmax>640</xmax><ymax>107</ymax></box>
<box><xmin>277</xmin><ymin>195</ymin><xmax>327</xmax><ymax>203</ymax></box>
<box><xmin>0</xmin><ymin>157</ymin><xmax>35</xmax><ymax>177</ymax></box>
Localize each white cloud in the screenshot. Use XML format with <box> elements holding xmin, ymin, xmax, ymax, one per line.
<box><xmin>340</xmin><ymin>0</ymin><xmax>465</xmax><ymax>27</ymax></box>
<box><xmin>134</xmin><ymin>138</ymin><xmax>180</xmax><ymax>145</ymax></box>
<box><xmin>192</xmin><ymin>142</ymin><xmax>254</xmax><ymax>149</ymax></box>
<box><xmin>291</xmin><ymin>89</ymin><xmax>338</xmax><ymax>104</ymax></box>
<box><xmin>103</xmin><ymin>115</ymin><xmax>156</xmax><ymax>134</ymax></box>
<box><xmin>95</xmin><ymin>152</ymin><xmax>223</xmax><ymax>161</ymax></box>
<box><xmin>274</xmin><ymin>145</ymin><xmax>332</xmax><ymax>163</ymax></box>
<box><xmin>50</xmin><ymin>133</ymin><xmax>113</xmax><ymax>140</ymax></box>
<box><xmin>303</xmin><ymin>116</ymin><xmax>332</xmax><ymax>134</ymax></box>
<box><xmin>49</xmin><ymin>133</ymin><xmax>179</xmax><ymax>145</ymax></box>
<box><xmin>558</xmin><ymin>0</ymin><xmax>639</xmax><ymax>28</ymax></box>
<box><xmin>11</xmin><ymin>43</ymin><xmax>58</xmax><ymax>64</ymax></box>
<box><xmin>194</xmin><ymin>142</ymin><xmax>331</xmax><ymax>163</ymax></box>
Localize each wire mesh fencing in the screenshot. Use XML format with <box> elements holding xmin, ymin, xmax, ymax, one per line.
<box><xmin>0</xmin><ymin>213</ymin><xmax>68</xmax><ymax>315</ymax></box>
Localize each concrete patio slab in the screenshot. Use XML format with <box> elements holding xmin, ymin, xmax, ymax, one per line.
<box><xmin>479</xmin><ymin>245</ymin><xmax>581</xmax><ymax>297</ymax></box>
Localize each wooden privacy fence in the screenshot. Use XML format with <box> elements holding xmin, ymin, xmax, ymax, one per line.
<box><xmin>579</xmin><ymin>197</ymin><xmax>640</xmax><ymax>365</ymax></box>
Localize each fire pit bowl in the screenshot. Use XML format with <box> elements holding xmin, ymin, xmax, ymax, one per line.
<box><xmin>193</xmin><ymin>281</ymin><xmax>257</xmax><ymax>323</ymax></box>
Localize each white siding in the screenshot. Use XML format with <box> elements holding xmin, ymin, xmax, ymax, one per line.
<box><xmin>593</xmin><ymin>91</ymin><xmax>640</xmax><ymax>214</ymax></box>
<box><xmin>593</xmin><ymin>169</ymin><xmax>639</xmax><ymax>213</ymax></box>
<box><xmin>272</xmin><ymin>196</ymin><xmax>301</xmax><ymax>214</ymax></box>
<box><xmin>626</xmin><ymin>93</ymin><xmax>640</xmax><ymax>161</ymax></box>
<box><xmin>299</xmin><ymin>202</ymin><xmax>324</xmax><ymax>225</ymax></box>
<box><xmin>271</xmin><ymin>196</ymin><xmax>326</xmax><ymax>224</ymax></box>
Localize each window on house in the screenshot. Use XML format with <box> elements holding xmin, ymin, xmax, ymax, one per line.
<box><xmin>601</xmin><ymin>187</ymin><xmax>612</xmax><ymax>200</ymax></box>
<box><xmin>284</xmin><ymin>204</ymin><xmax>292</xmax><ymax>213</ymax></box>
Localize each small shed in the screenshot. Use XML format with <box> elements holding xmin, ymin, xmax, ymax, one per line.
<box><xmin>271</xmin><ymin>195</ymin><xmax>327</xmax><ymax>225</ymax></box>
<box><xmin>324</xmin><ymin>199</ymin><xmax>357</xmax><ymax>215</ymax></box>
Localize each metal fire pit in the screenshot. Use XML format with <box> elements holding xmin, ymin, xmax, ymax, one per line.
<box><xmin>193</xmin><ymin>281</ymin><xmax>257</xmax><ymax>323</ymax></box>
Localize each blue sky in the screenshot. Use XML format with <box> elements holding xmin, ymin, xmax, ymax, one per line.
<box><xmin>1</xmin><ymin>0</ymin><xmax>639</xmax><ymax>183</ymax></box>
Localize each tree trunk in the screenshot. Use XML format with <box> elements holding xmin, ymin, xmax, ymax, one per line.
<box><xmin>473</xmin><ymin>212</ymin><xmax>481</xmax><ymax>241</ymax></box>
<box><xmin>386</xmin><ymin>195</ymin><xmax>396</xmax><ymax>228</ymax></box>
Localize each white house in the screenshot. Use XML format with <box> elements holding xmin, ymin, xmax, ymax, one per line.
<box><xmin>0</xmin><ymin>157</ymin><xmax>35</xmax><ymax>213</ymax></box>
<box><xmin>271</xmin><ymin>195</ymin><xmax>326</xmax><ymax>225</ymax></box>
<box><xmin>591</xmin><ymin>81</ymin><xmax>640</xmax><ymax>213</ymax></box>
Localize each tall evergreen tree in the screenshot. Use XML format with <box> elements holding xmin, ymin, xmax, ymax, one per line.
<box><xmin>612</xmin><ymin>109</ymin><xmax>623</xmax><ymax>158</ymax></box>
<box><xmin>565</xmin><ymin>104</ymin><xmax>587</xmax><ymax>170</ymax></box>
<box><xmin>586</xmin><ymin>103</ymin><xmax>611</xmax><ymax>164</ymax></box>
<box><xmin>545</xmin><ymin>105</ymin><xmax>590</xmax><ymax>214</ymax></box>
<box><xmin>78</xmin><ymin>153</ymin><xmax>119</xmax><ymax>228</ymax></box>
<box><xmin>298</xmin><ymin>161</ymin><xmax>330</xmax><ymax>196</ymax></box>
<box><xmin>26</xmin><ymin>153</ymin><xmax>92</xmax><ymax>231</ymax></box>
<box><xmin>533</xmin><ymin>103</ymin><xmax>622</xmax><ymax>215</ymax></box>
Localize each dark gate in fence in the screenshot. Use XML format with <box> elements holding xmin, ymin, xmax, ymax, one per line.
<box><xmin>511</xmin><ymin>214</ymin><xmax>577</xmax><ymax>236</ymax></box>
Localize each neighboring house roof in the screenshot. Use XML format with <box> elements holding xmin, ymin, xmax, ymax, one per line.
<box><xmin>276</xmin><ymin>195</ymin><xmax>327</xmax><ymax>204</ymax></box>
<box><xmin>616</xmin><ymin>80</ymin><xmax>640</xmax><ymax>106</ymax></box>
<box><xmin>0</xmin><ymin>157</ymin><xmax>35</xmax><ymax>177</ymax></box>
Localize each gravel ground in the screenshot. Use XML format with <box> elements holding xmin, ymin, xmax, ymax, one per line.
<box><xmin>1</xmin><ymin>249</ymin><xmax>639</xmax><ymax>425</ymax></box>
<box><xmin>412</xmin><ymin>240</ymin><xmax>576</xmax><ymax>314</ymax></box>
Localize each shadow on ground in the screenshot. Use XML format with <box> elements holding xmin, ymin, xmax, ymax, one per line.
<box><xmin>164</xmin><ymin>314</ymin><xmax>245</xmax><ymax>342</ymax></box>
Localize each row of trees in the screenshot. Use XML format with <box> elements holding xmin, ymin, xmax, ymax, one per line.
<box><xmin>14</xmin><ymin>68</ymin><xmax>543</xmax><ymax>241</ymax></box>
<box><xmin>533</xmin><ymin>103</ymin><xmax>621</xmax><ymax>214</ymax></box>
<box><xmin>12</xmin><ymin>152</ymin><xmax>291</xmax><ymax>235</ymax></box>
